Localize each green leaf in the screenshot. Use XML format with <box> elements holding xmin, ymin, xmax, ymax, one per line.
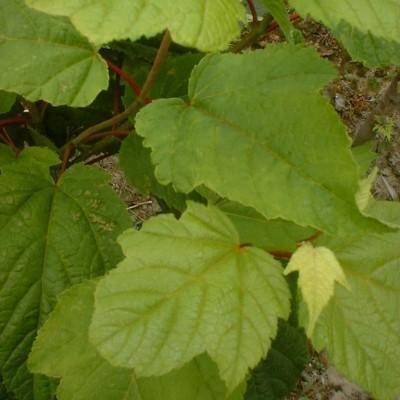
<box><xmin>245</xmin><ymin>322</ymin><xmax>309</xmax><ymax>400</ymax></box>
<box><xmin>0</xmin><ymin>91</ymin><xmax>17</xmax><ymax>114</ymax></box>
<box><xmin>352</xmin><ymin>141</ymin><xmax>376</xmax><ymax>178</ymax></box>
<box><xmin>136</xmin><ymin>44</ymin><xmax>384</xmax><ymax>237</ymax></box>
<box><xmin>0</xmin><ymin>145</ymin><xmax>15</xmax><ymax>169</ymax></box>
<box><xmin>0</xmin><ymin>148</ymin><xmax>130</xmax><ymax>400</ymax></box>
<box><xmin>90</xmin><ymin>202</ymin><xmax>290</xmax><ymax>391</ymax></box>
<box><xmin>29</xmin><ymin>280</ymin><xmax>244</xmax><ymax>400</ymax></box>
<box><xmin>356</xmin><ymin>168</ymin><xmax>400</xmax><ymax>228</ymax></box>
<box><xmin>119</xmin><ymin>134</ymin><xmax>190</xmax><ymax>211</ymax></box>
<box><xmin>219</xmin><ymin>200</ymin><xmax>316</xmax><ymax>252</ymax></box>
<box><xmin>261</xmin><ymin>0</ymin><xmax>302</xmax><ymax>43</ymax></box>
<box><xmin>26</xmin><ymin>0</ymin><xmax>246</xmax><ymax>52</ymax></box>
<box><xmin>124</xmin><ymin>53</ymin><xmax>204</xmax><ymax>105</ymax></box>
<box><xmin>0</xmin><ymin>0</ymin><xmax>108</xmax><ymax>107</ymax></box>
<box><xmin>285</xmin><ymin>243</ymin><xmax>349</xmax><ymax>336</ymax></box>
<box><xmin>289</xmin><ymin>0</ymin><xmax>400</xmax><ymax>67</ymax></box>
<box><xmin>363</xmin><ymin>200</ymin><xmax>400</xmax><ymax>228</ymax></box>
<box><xmin>308</xmin><ymin>228</ymin><xmax>400</xmax><ymax>399</ymax></box>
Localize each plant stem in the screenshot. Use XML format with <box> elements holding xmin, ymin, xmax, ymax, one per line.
<box><xmin>246</xmin><ymin>0</ymin><xmax>258</xmax><ymax>24</ymax></box>
<box><xmin>106</xmin><ymin>59</ymin><xmax>145</xmax><ymax>99</ymax></box>
<box><xmin>66</xmin><ymin>30</ymin><xmax>172</xmax><ymax>149</ymax></box>
<box><xmin>0</xmin><ymin>116</ymin><xmax>27</xmax><ymax>128</ymax></box>
<box><xmin>83</xmin><ymin>130</ymin><xmax>130</xmax><ymax>143</ymax></box>
<box><xmin>230</xmin><ymin>14</ymin><xmax>273</xmax><ymax>53</ymax></box>
<box><xmin>60</xmin><ymin>144</ymin><xmax>73</xmax><ymax>177</ymax></box>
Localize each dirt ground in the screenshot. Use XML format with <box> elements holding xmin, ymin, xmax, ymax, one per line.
<box><xmin>97</xmin><ymin>16</ymin><xmax>399</xmax><ymax>400</ymax></box>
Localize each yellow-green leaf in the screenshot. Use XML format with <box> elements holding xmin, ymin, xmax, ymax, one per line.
<box><xmin>285</xmin><ymin>243</ymin><xmax>349</xmax><ymax>336</ymax></box>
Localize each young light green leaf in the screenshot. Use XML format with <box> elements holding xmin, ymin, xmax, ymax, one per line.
<box><xmin>119</xmin><ymin>134</ymin><xmax>189</xmax><ymax>211</ymax></box>
<box><xmin>29</xmin><ymin>281</ymin><xmax>244</xmax><ymax>400</ymax></box>
<box><xmin>261</xmin><ymin>0</ymin><xmax>302</xmax><ymax>43</ymax></box>
<box><xmin>0</xmin><ymin>148</ymin><xmax>130</xmax><ymax>400</ymax></box>
<box><xmin>0</xmin><ymin>91</ymin><xmax>17</xmax><ymax>114</ymax></box>
<box><xmin>309</xmin><ymin>228</ymin><xmax>400</xmax><ymax>400</ymax></box>
<box><xmin>136</xmin><ymin>44</ymin><xmax>384</xmax><ymax>237</ymax></box>
<box><xmin>90</xmin><ymin>202</ymin><xmax>290</xmax><ymax>391</ymax></box>
<box><xmin>245</xmin><ymin>322</ymin><xmax>309</xmax><ymax>400</ymax></box>
<box><xmin>0</xmin><ymin>0</ymin><xmax>108</xmax><ymax>107</ymax></box>
<box><xmin>290</xmin><ymin>0</ymin><xmax>400</xmax><ymax>67</ymax></box>
<box><xmin>218</xmin><ymin>200</ymin><xmax>316</xmax><ymax>252</ymax></box>
<box><xmin>26</xmin><ymin>0</ymin><xmax>246</xmax><ymax>52</ymax></box>
<box><xmin>285</xmin><ymin>243</ymin><xmax>349</xmax><ymax>336</ymax></box>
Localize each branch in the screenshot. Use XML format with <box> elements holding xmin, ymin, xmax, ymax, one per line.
<box><xmin>106</xmin><ymin>59</ymin><xmax>147</xmax><ymax>100</ymax></box>
<box><xmin>246</xmin><ymin>0</ymin><xmax>258</xmax><ymax>24</ymax></box>
<box><xmin>66</xmin><ymin>30</ymin><xmax>172</xmax><ymax>149</ymax></box>
<box><xmin>0</xmin><ymin>116</ymin><xmax>27</xmax><ymax>128</ymax></box>
<box><xmin>230</xmin><ymin>14</ymin><xmax>273</xmax><ymax>53</ymax></box>
<box><xmin>59</xmin><ymin>144</ymin><xmax>73</xmax><ymax>178</ymax></box>
<box><xmin>353</xmin><ymin>73</ymin><xmax>400</xmax><ymax>146</ymax></box>
<box><xmin>83</xmin><ymin>130</ymin><xmax>130</xmax><ymax>143</ymax></box>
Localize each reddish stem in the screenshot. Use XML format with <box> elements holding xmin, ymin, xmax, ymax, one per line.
<box><xmin>84</xmin><ymin>130</ymin><xmax>130</xmax><ymax>143</ymax></box>
<box><xmin>1</xmin><ymin>128</ymin><xmax>19</xmax><ymax>155</ymax></box>
<box><xmin>106</xmin><ymin>60</ymin><xmax>151</xmax><ymax>104</ymax></box>
<box><xmin>246</xmin><ymin>0</ymin><xmax>258</xmax><ymax>24</ymax></box>
<box><xmin>0</xmin><ymin>116</ymin><xmax>27</xmax><ymax>128</ymax></box>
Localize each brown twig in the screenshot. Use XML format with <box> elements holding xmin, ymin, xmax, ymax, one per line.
<box><xmin>246</xmin><ymin>0</ymin><xmax>258</xmax><ymax>24</ymax></box>
<box><xmin>65</xmin><ymin>30</ymin><xmax>172</xmax><ymax>150</ymax></box>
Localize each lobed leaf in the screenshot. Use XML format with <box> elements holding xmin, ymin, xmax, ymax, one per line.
<box><xmin>309</xmin><ymin>216</ymin><xmax>400</xmax><ymax>399</ymax></box>
<box><xmin>285</xmin><ymin>243</ymin><xmax>349</xmax><ymax>336</ymax></box>
<box><xmin>136</xmin><ymin>44</ymin><xmax>384</xmax><ymax>237</ymax></box>
<box><xmin>29</xmin><ymin>280</ymin><xmax>244</xmax><ymax>400</ymax></box>
<box><xmin>26</xmin><ymin>0</ymin><xmax>246</xmax><ymax>52</ymax></box>
<box><xmin>90</xmin><ymin>202</ymin><xmax>290</xmax><ymax>391</ymax></box>
<box><xmin>0</xmin><ymin>0</ymin><xmax>108</xmax><ymax>107</ymax></box>
<box><xmin>0</xmin><ymin>148</ymin><xmax>130</xmax><ymax>400</ymax></box>
<box><xmin>290</xmin><ymin>0</ymin><xmax>400</xmax><ymax>67</ymax></box>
